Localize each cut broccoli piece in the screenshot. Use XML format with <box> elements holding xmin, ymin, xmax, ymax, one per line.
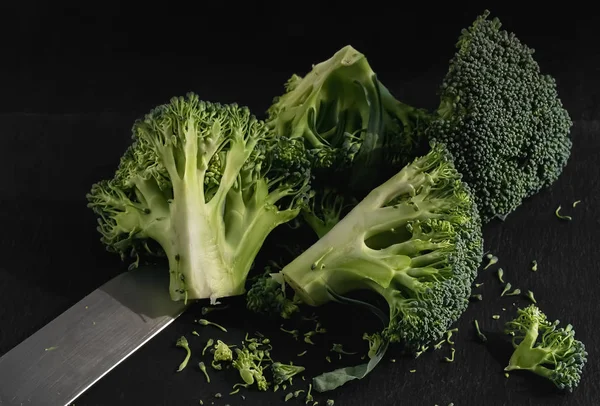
<box><xmin>87</xmin><ymin>93</ymin><xmax>312</xmax><ymax>303</ymax></box>
<box><xmin>504</xmin><ymin>304</ymin><xmax>588</xmax><ymax>392</ymax></box>
<box><xmin>278</xmin><ymin>143</ymin><xmax>483</xmax><ymax>352</ymax></box>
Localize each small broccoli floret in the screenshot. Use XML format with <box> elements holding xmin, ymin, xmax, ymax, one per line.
<box><xmin>87</xmin><ymin>93</ymin><xmax>312</xmax><ymax>303</ymax></box>
<box><xmin>246</xmin><ymin>271</ymin><xmax>299</xmax><ymax>319</ymax></box>
<box><xmin>426</xmin><ymin>10</ymin><xmax>573</xmax><ymax>222</ymax></box>
<box><xmin>271</xmin><ymin>362</ymin><xmax>306</xmax><ymax>386</ymax></box>
<box><xmin>213</xmin><ymin>340</ymin><xmax>233</xmax><ymax>364</ymax></box>
<box><xmin>232</xmin><ymin>347</ymin><xmax>270</xmax><ymax>391</ymax></box>
<box><xmin>504</xmin><ymin>304</ymin><xmax>588</xmax><ymax>392</ymax></box>
<box><xmin>278</xmin><ymin>143</ymin><xmax>484</xmax><ymax>352</ymax></box>
<box><xmin>266</xmin><ymin>45</ymin><xmax>429</xmax><ymax>195</ymax></box>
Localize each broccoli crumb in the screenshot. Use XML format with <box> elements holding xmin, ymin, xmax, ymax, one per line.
<box><xmin>573</xmin><ymin>200</ymin><xmax>581</xmax><ymax>207</ymax></box>
<box><xmin>492</xmin><ymin>315</ymin><xmax>500</xmax><ymax>320</ymax></box>
<box><xmin>409</xmin><ymin>369</ymin><xmax>416</xmax><ymax>373</ymax></box>
<box><xmin>470</xmin><ymin>294</ymin><xmax>483</xmax><ymax>301</ymax></box>
<box><xmin>444</xmin><ymin>348</ymin><xmax>456</xmax><ymax>362</ymax></box>
<box><xmin>501</xmin><ymin>283</ymin><xmax>512</xmax><ymax>297</ymax></box>
<box><xmin>484</xmin><ymin>255</ymin><xmax>498</xmax><ymax>269</ymax></box>
<box><xmin>192</xmin><ymin>331</ymin><xmax>200</xmax><ymax>337</ymax></box>
<box><xmin>198</xmin><ymin>319</ymin><xmax>227</xmax><ymax>332</ymax></box>
<box><xmin>497</xmin><ymin>268</ymin><xmax>504</xmax><ymax>283</ymax></box>
<box><xmin>506</xmin><ymin>288</ymin><xmax>522</xmax><ymax>297</ymax></box>
<box><xmin>214</xmin><ymin>393</ymin><xmax>222</xmax><ymax>398</ymax></box>
<box><xmin>525</xmin><ymin>290</ymin><xmax>537</xmax><ymax>303</ymax></box>
<box><xmin>202</xmin><ymin>339</ymin><xmax>214</xmax><ymax>356</ymax></box>
<box><xmin>505</xmin><ymin>372</ymin><xmax>510</xmax><ymax>378</ymax></box>
<box><xmin>298</xmin><ymin>350</ymin><xmax>308</xmax><ymax>357</ymax></box>
<box><xmin>475</xmin><ymin>283</ymin><xmax>484</xmax><ymax>288</ymax></box>
<box><xmin>555</xmin><ymin>206</ymin><xmax>572</xmax><ymax>221</ymax></box>
<box><xmin>199</xmin><ymin>362</ymin><xmax>210</xmax><ymax>383</ymax></box>
<box><xmin>474</xmin><ymin>320</ymin><xmax>487</xmax><ymax>342</ymax></box>
<box><xmin>326</xmin><ymin>400</ymin><xmax>335</xmax><ymax>406</ymax></box>
<box><xmin>531</xmin><ymin>260</ymin><xmax>538</xmax><ymax>272</ymax></box>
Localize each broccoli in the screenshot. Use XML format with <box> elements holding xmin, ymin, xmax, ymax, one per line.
<box><xmin>271</xmin><ymin>362</ymin><xmax>305</xmax><ymax>386</ymax></box>
<box><xmin>266</xmin><ymin>45</ymin><xmax>429</xmax><ymax>195</ymax></box>
<box><xmin>87</xmin><ymin>93</ymin><xmax>312</xmax><ymax>303</ymax></box>
<box><xmin>232</xmin><ymin>346</ymin><xmax>270</xmax><ymax>391</ymax></box>
<box><xmin>277</xmin><ymin>143</ymin><xmax>483</xmax><ymax>352</ymax></box>
<box><xmin>504</xmin><ymin>304</ymin><xmax>587</xmax><ymax>392</ymax></box>
<box><xmin>212</xmin><ymin>340</ymin><xmax>233</xmax><ymax>370</ymax></box>
<box><xmin>246</xmin><ymin>271</ymin><xmax>300</xmax><ymax>319</ymax></box>
<box><xmin>423</xmin><ymin>10</ymin><xmax>573</xmax><ymax>222</ymax></box>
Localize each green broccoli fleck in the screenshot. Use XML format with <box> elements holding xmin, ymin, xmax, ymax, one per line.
<box><xmin>555</xmin><ymin>206</ymin><xmax>573</xmax><ymax>221</ymax></box>
<box><xmin>473</xmin><ymin>320</ymin><xmax>487</xmax><ymax>342</ymax></box>
<box><xmin>444</xmin><ymin>348</ymin><xmax>456</xmax><ymax>362</ymax></box>
<box><xmin>199</xmin><ymin>362</ymin><xmax>210</xmax><ymax>383</ymax></box>
<box><xmin>198</xmin><ymin>319</ymin><xmax>228</xmax><ymax>332</ymax></box>
<box><xmin>497</xmin><ymin>268</ymin><xmax>504</xmax><ymax>283</ymax></box>
<box><xmin>202</xmin><ymin>338</ymin><xmax>214</xmax><ymax>356</ymax></box>
<box><xmin>501</xmin><ymin>283</ymin><xmax>512</xmax><ymax>297</ymax></box>
<box><xmin>531</xmin><ymin>260</ymin><xmax>538</xmax><ymax>272</ymax></box>
<box><xmin>525</xmin><ymin>290</ymin><xmax>537</xmax><ymax>303</ymax></box>
<box><xmin>484</xmin><ymin>256</ymin><xmax>498</xmax><ymax>270</ymax></box>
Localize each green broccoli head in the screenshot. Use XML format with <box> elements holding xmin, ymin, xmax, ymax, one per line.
<box><xmin>278</xmin><ymin>143</ymin><xmax>483</xmax><ymax>352</ymax></box>
<box><xmin>427</xmin><ymin>10</ymin><xmax>573</xmax><ymax>222</ymax></box>
<box><xmin>504</xmin><ymin>304</ymin><xmax>587</xmax><ymax>392</ymax></box>
<box><xmin>266</xmin><ymin>45</ymin><xmax>429</xmax><ymax>194</ymax></box>
<box><xmin>87</xmin><ymin>93</ymin><xmax>312</xmax><ymax>303</ymax></box>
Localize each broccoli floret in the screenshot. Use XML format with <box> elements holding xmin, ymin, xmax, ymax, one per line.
<box><xmin>504</xmin><ymin>304</ymin><xmax>587</xmax><ymax>392</ymax></box>
<box><xmin>277</xmin><ymin>143</ymin><xmax>483</xmax><ymax>352</ymax></box>
<box><xmin>232</xmin><ymin>347</ymin><xmax>270</xmax><ymax>391</ymax></box>
<box><xmin>246</xmin><ymin>271</ymin><xmax>299</xmax><ymax>319</ymax></box>
<box><xmin>425</xmin><ymin>10</ymin><xmax>573</xmax><ymax>222</ymax></box>
<box><xmin>266</xmin><ymin>45</ymin><xmax>429</xmax><ymax>195</ymax></box>
<box><xmin>214</xmin><ymin>340</ymin><xmax>233</xmax><ymax>362</ymax></box>
<box><xmin>87</xmin><ymin>93</ymin><xmax>312</xmax><ymax>303</ymax></box>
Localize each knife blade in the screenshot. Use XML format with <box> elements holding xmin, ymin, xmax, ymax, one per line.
<box><xmin>0</xmin><ymin>266</ymin><xmax>189</xmax><ymax>406</ymax></box>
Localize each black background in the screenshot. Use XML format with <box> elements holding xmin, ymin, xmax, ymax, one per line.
<box><xmin>0</xmin><ymin>2</ymin><xmax>598</xmax><ymax>406</ymax></box>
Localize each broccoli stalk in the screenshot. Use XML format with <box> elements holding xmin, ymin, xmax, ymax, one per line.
<box><xmin>87</xmin><ymin>93</ymin><xmax>311</xmax><ymax>303</ymax></box>
<box><xmin>279</xmin><ymin>143</ymin><xmax>483</xmax><ymax>351</ymax></box>
<box><xmin>504</xmin><ymin>304</ymin><xmax>587</xmax><ymax>392</ymax></box>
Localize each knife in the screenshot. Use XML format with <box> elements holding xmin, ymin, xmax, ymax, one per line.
<box><xmin>0</xmin><ymin>266</ymin><xmax>189</xmax><ymax>406</ymax></box>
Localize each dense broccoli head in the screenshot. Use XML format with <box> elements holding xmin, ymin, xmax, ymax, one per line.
<box><xmin>87</xmin><ymin>93</ymin><xmax>312</xmax><ymax>302</ymax></box>
<box><xmin>504</xmin><ymin>304</ymin><xmax>588</xmax><ymax>392</ymax></box>
<box><xmin>266</xmin><ymin>45</ymin><xmax>429</xmax><ymax>195</ymax></box>
<box><xmin>427</xmin><ymin>10</ymin><xmax>573</xmax><ymax>222</ymax></box>
<box><xmin>278</xmin><ymin>143</ymin><xmax>483</xmax><ymax>352</ymax></box>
